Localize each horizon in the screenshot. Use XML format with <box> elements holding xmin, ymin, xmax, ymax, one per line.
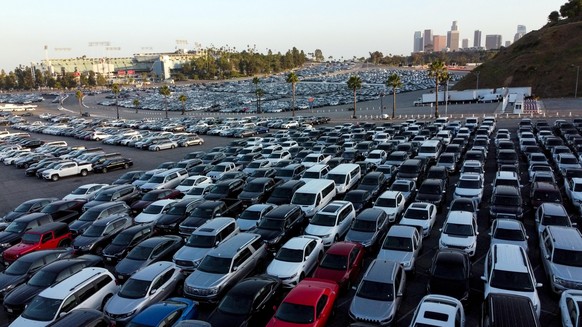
<box><xmin>1</xmin><ymin>0</ymin><xmax>565</xmax><ymax>72</ymax></box>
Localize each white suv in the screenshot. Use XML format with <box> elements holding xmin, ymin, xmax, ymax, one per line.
<box><xmin>304</xmin><ymin>200</ymin><xmax>355</xmax><ymax>246</ymax></box>
<box><xmin>439</xmin><ymin>211</ymin><xmax>479</xmax><ymax>257</ymax></box>
<box><xmin>482</xmin><ymin>244</ymin><xmax>542</xmax><ymax>317</ymax></box>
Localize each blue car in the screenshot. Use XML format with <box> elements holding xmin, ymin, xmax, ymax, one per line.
<box><xmin>126</xmin><ymin>297</ymin><xmax>199</xmax><ymax>327</ymax></box>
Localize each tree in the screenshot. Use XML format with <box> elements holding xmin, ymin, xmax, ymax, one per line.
<box><xmin>347</xmin><ymin>75</ymin><xmax>363</xmax><ymax>119</ymax></box>
<box><xmin>178</xmin><ymin>94</ymin><xmax>187</xmax><ymax>115</ymax></box>
<box><xmin>111</xmin><ymin>83</ymin><xmax>120</xmax><ymax>120</ymax></box>
<box><xmin>385</xmin><ymin>73</ymin><xmax>403</xmax><ymax>118</ymax></box>
<box><xmin>286</xmin><ymin>72</ymin><xmax>299</xmax><ymax>117</ymax></box>
<box><xmin>560</xmin><ymin>0</ymin><xmax>582</xmax><ymax>18</ymax></box>
<box><xmin>548</xmin><ymin>10</ymin><xmax>561</xmax><ymax>23</ymax></box>
<box><xmin>96</xmin><ymin>73</ymin><xmax>107</xmax><ymax>87</ymax></box>
<box><xmin>159</xmin><ymin>85</ymin><xmax>171</xmax><ymax>119</ymax></box>
<box><xmin>252</xmin><ymin>77</ymin><xmax>261</xmax><ymax>113</ymax></box>
<box><xmin>75</xmin><ymin>90</ymin><xmax>84</xmax><ymax>116</ymax></box>
<box><xmin>314</xmin><ymin>49</ymin><xmax>324</xmax><ymax>62</ymax></box>
<box><xmin>133</xmin><ymin>98</ymin><xmax>140</xmax><ymax>114</ymax></box>
<box><xmin>427</xmin><ymin>60</ymin><xmax>448</xmax><ymax>118</ymax></box>
<box><xmin>256</xmin><ymin>88</ymin><xmax>264</xmax><ymax>114</ymax></box>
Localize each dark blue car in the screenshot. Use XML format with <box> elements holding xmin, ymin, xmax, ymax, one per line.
<box><xmin>126</xmin><ymin>297</ymin><xmax>198</xmax><ymax>327</ymax></box>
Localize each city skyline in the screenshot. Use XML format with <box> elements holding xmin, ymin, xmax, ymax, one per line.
<box><xmin>0</xmin><ymin>0</ymin><xmax>565</xmax><ymax>71</ymax></box>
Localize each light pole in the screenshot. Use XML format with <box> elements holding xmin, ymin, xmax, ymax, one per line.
<box><xmin>380</xmin><ymin>91</ymin><xmax>385</xmax><ymax>118</ymax></box>
<box><xmin>445</xmin><ymin>79</ymin><xmax>449</xmax><ymax>116</ymax></box>
<box><xmin>573</xmin><ymin>65</ymin><xmax>580</xmax><ymax>98</ymax></box>
<box><xmin>474</xmin><ymin>71</ymin><xmax>480</xmax><ymax>90</ymax></box>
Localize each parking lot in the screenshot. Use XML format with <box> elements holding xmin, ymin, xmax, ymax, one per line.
<box><xmin>0</xmin><ymin>111</ymin><xmax>574</xmax><ymax>326</ymax></box>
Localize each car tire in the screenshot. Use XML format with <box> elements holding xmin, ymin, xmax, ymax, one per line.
<box><xmin>171</xmin><ymin>145</ymin><xmax>175</xmax><ymax>149</ymax></box>
<box><xmin>124</xmin><ymin>163</ymin><xmax>129</xmax><ymax>169</ymax></box>
<box><xmin>155</xmin><ymin>147</ymin><xmax>160</xmax><ymax>151</ymax></box>
<box><xmin>102</xmin><ymin>167</ymin><xmax>108</xmax><ymax>173</ymax></box>
<box><xmin>51</xmin><ymin>174</ymin><xmax>59</xmax><ymax>181</ymax></box>
<box><xmin>80</xmin><ymin>170</ymin><xmax>88</xmax><ymax>177</ymax></box>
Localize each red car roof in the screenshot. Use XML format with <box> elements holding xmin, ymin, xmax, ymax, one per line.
<box><xmin>325</xmin><ymin>241</ymin><xmax>362</xmax><ymax>255</ymax></box>
<box><xmin>283</xmin><ymin>278</ymin><xmax>338</xmax><ymax>305</ymax></box>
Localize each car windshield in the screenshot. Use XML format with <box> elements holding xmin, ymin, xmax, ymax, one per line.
<box><xmin>433</xmin><ymin>259</ymin><xmax>466</xmax><ymax>280</ymax></box>
<box><xmin>5</xmin><ymin>221</ymin><xmax>27</xmax><ymax>233</ymax></box>
<box><xmin>310</xmin><ymin>213</ymin><xmax>336</xmax><ymax>227</ymax></box>
<box><xmin>21</xmin><ymin>233</ymin><xmax>41</xmax><ymax>244</ymax></box>
<box><xmin>541</xmin><ymin>215</ymin><xmax>571</xmax><ymax>227</ymax></box>
<box><xmin>419</xmin><ymin>184</ymin><xmax>441</xmax><ymax>195</ymax></box>
<box><xmin>143</xmin><ymin>204</ymin><xmax>165</xmax><ymax>214</ymax></box>
<box><xmin>111</xmin><ymin>232</ymin><xmax>135</xmax><ymax>246</ymax></box>
<box><xmin>21</xmin><ymin>295</ymin><xmax>61</xmax><ymax>321</ymax></box>
<box><xmin>142</xmin><ymin>192</ymin><xmax>165</xmax><ymax>201</ymax></box>
<box><xmin>490</xmin><ymin>269</ymin><xmax>534</xmax><ymax>292</ymax></box>
<box><xmin>181</xmin><ymin>179</ymin><xmax>196</xmax><ymax>187</ymax></box>
<box><xmin>27</xmin><ymin>270</ymin><xmax>58</xmax><ymax>287</ymax></box>
<box><xmin>14</xmin><ymin>202</ymin><xmax>34</xmax><ymax>213</ymax></box>
<box><xmin>377</xmin><ymin>197</ymin><xmax>398</xmax><ymax>207</ymax></box>
<box><xmin>244</xmin><ymin>183</ymin><xmax>265</xmax><ymax>192</ymax></box>
<box><xmin>327</xmin><ymin>174</ymin><xmax>346</xmax><ymax>184</ymax></box>
<box><xmin>186</xmin><ymin>234</ymin><xmax>215</xmax><ymax>248</ymax></box>
<box><xmin>126</xmin><ymin>245</ymin><xmax>154</xmax><ymax>260</ymax></box>
<box><xmin>494</xmin><ymin>228</ymin><xmax>525</xmax><ymax>241</ymax></box>
<box><xmin>187</xmin><ymin>187</ymin><xmax>206</xmax><ymax>196</ymax></box>
<box><xmin>493</xmin><ymin>195</ymin><xmax>519</xmax><ymax>206</ymax></box>
<box><xmin>218</xmin><ymin>291</ymin><xmax>253</xmax><ymax>315</ymax></box>
<box><xmin>197</xmin><ymin>255</ymin><xmax>231</xmax><ymax>274</ymax></box>
<box><xmin>292</xmin><ymin>193</ymin><xmax>315</xmax><ymax>205</ymax></box>
<box><xmin>383</xmin><ymin>236</ymin><xmax>412</xmax><ymax>251</ymax></box>
<box><xmin>458</xmin><ymin>179</ymin><xmax>480</xmax><ymax>189</ymax></box>
<box><xmin>561</xmin><ymin>157</ymin><xmax>578</xmax><ymax>164</ymax></box>
<box><xmin>190</xmin><ymin>207</ymin><xmax>215</xmax><ymax>219</ymax></box>
<box><xmin>462</xmin><ymin>166</ymin><xmax>481</xmax><ymax>174</ymax></box>
<box><xmin>319</xmin><ymin>253</ymin><xmax>348</xmax><ymax>270</ymax></box>
<box><xmin>552</xmin><ymin>249</ymin><xmax>582</xmax><ymax>267</ymax></box>
<box><xmin>210</xmin><ymin>185</ymin><xmax>230</xmax><ymax>194</ymax></box>
<box><xmin>351</xmin><ymin>219</ymin><xmax>376</xmax><ymax>232</ymax></box>
<box><xmin>444</xmin><ymin>223</ymin><xmax>474</xmax><ymax>236</ymax></box>
<box><xmin>391</xmin><ymin>184</ymin><xmax>409</xmax><ymax>192</ymax></box>
<box><xmin>369</xmin><ymin>153</ymin><xmax>382</xmax><ymax>159</ymax></box>
<box><xmin>450</xmin><ymin>201</ymin><xmax>475</xmax><ymax>212</ymax></box>
<box><xmin>83</xmin><ymin>225</ymin><xmax>106</xmax><ymax>237</ymax></box>
<box><xmin>94</xmin><ymin>192</ymin><xmax>114</xmax><ymax>201</ymax></box>
<box><xmin>4</xmin><ymin>260</ymin><xmax>32</xmax><ymax>275</ymax></box>
<box><xmin>439</xmin><ymin>156</ymin><xmax>454</xmax><ymax>163</ymax></box>
<box><xmin>148</xmin><ymin>176</ymin><xmax>165</xmax><ymax>184</ymax></box>
<box><xmin>258</xmin><ymin>218</ymin><xmax>285</xmax><ymax>230</ymax></box>
<box><xmin>276</xmin><ymin>248</ymin><xmax>304</xmax><ymax>262</ymax></box>
<box><xmin>533</xmin><ymin>190</ymin><xmax>561</xmax><ymax>202</ymax></box>
<box><xmin>404</xmin><ymin>208</ymin><xmax>428</xmax><ymax>220</ymax></box>
<box><xmin>119</xmin><ymin>278</ymin><xmax>151</xmax><ymax>299</ymax></box>
<box><xmin>78</xmin><ymin>210</ymin><xmax>99</xmax><ymax>222</ymax></box>
<box><xmin>303</xmin><ymin>172</ymin><xmax>320</xmax><ymax>179</ymax></box>
<box><xmin>70</xmin><ymin>187</ymin><xmax>89</xmax><ymax>195</ymax></box>
<box><xmin>357</xmin><ymin>280</ymin><xmax>393</xmax><ymax>301</ymax></box>
<box><xmin>275</xmin><ymin>302</ymin><xmax>314</xmax><ymax>324</ymax></box>
<box><xmin>239</xmin><ymin>210</ymin><xmax>261</xmax><ymax>220</ymax></box>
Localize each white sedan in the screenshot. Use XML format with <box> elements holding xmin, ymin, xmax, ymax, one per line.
<box><xmin>175</xmin><ymin>175</ymin><xmax>213</xmax><ymax>193</ymax></box>
<box><xmin>134</xmin><ymin>199</ymin><xmax>178</xmax><ymax>224</ymax></box>
<box><xmin>266</xmin><ymin>236</ymin><xmax>324</xmax><ymax>287</ymax></box>
<box><xmin>398</xmin><ymin>202</ymin><xmax>437</xmax><ymax>238</ymax></box>
<box><xmin>62</xmin><ymin>183</ymin><xmax>109</xmax><ymax>201</ymax></box>
<box><xmin>453</xmin><ymin>173</ymin><xmax>484</xmax><ymax>205</ymax></box>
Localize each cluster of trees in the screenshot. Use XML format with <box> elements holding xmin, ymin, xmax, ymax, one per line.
<box><xmin>178</xmin><ymin>46</ymin><xmax>308</xmax><ymax>80</ymax></box>
<box><xmin>549</xmin><ymin>0</ymin><xmax>582</xmax><ymax>23</ymax></box>
<box><xmin>0</xmin><ymin>67</ymin><xmax>109</xmax><ymax>91</ymax></box>
<box><xmin>367</xmin><ymin>50</ymin><xmax>496</xmax><ymax>66</ymax></box>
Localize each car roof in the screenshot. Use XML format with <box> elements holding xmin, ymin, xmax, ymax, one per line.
<box><xmin>547</xmin><ymin>226</ymin><xmax>582</xmax><ymax>250</ymax></box>
<box><xmin>364</xmin><ymin>259</ymin><xmax>397</xmax><ymax>283</ymax></box>
<box><xmin>495</xmin><ymin>219</ymin><xmax>524</xmax><ymax>230</ymax></box>
<box><xmin>130</xmin><ymin>261</ymin><xmax>175</xmax><ymax>281</ymax></box>
<box><xmin>282</xmin><ymin>236</ymin><xmax>316</xmax><ymax>250</ymax></box>
<box><xmin>378</xmin><ymin>191</ymin><xmax>400</xmax><ymax>199</ymax></box>
<box><xmin>387</xmin><ymin>224</ymin><xmax>417</xmax><ymax>238</ymax></box>
<box><xmin>414</xmin><ymin>295</ymin><xmax>460</xmax><ymax>325</ymax></box>
<box><xmin>491</xmin><ymin>244</ymin><xmax>528</xmax><ymax>273</ymax></box>
<box><xmin>282</xmin><ymin>278</ymin><xmax>336</xmax><ymax>305</ymax></box>
<box><xmin>445</xmin><ymin>211</ymin><xmax>475</xmax><ymax>224</ymax></box>
<box><xmin>42</xmin><ymin>267</ymin><xmax>111</xmax><ymax>299</ymax></box>
<box><xmin>326</xmin><ymin>241</ymin><xmax>361</xmax><ymax>255</ymax></box>
<box><xmin>539</xmin><ymin>202</ymin><xmax>568</xmax><ymax>216</ymax></box>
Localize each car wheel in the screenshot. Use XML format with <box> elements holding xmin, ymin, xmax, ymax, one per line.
<box><xmin>183</xmin><ymin>143</ymin><xmax>189</xmax><ymax>147</ymax></box>
<box><xmin>51</xmin><ymin>174</ymin><xmax>59</xmax><ymax>181</ymax></box>
<box><xmin>80</xmin><ymin>169</ymin><xmax>88</xmax><ymax>177</ymax></box>
<box><xmin>102</xmin><ymin>167</ymin><xmax>108</xmax><ymax>173</ymax></box>
<box><xmin>155</xmin><ymin>147</ymin><xmax>160</xmax><ymax>151</ymax></box>
<box><xmin>171</xmin><ymin>145</ymin><xmax>175</xmax><ymax>149</ymax></box>
<box><xmin>123</xmin><ymin>163</ymin><xmax>129</xmax><ymax>169</ymax></box>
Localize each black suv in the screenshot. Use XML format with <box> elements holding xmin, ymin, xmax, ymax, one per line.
<box><xmin>238</xmin><ymin>178</ymin><xmax>280</xmax><ymax>206</ymax></box>
<box><xmin>489</xmin><ymin>185</ymin><xmax>524</xmax><ymax>221</ymax></box>
<box><xmin>82</xmin><ymin>184</ymin><xmax>141</xmax><ymax>211</ymax></box>
<box><xmin>357</xmin><ymin>172</ymin><xmax>387</xmax><ymax>198</ymax></box>
<box><xmin>249</xmin><ymin>204</ymin><xmax>305</xmax><ymax>252</ymax></box>
<box><xmin>204</xmin><ymin>179</ymin><xmax>245</xmax><ymax>201</ymax></box>
<box><xmin>415</xmin><ymin>178</ymin><xmax>447</xmax><ymax>212</ymax></box>
<box><xmin>102</xmin><ymin>224</ymin><xmax>154</xmax><ymax>263</ymax></box>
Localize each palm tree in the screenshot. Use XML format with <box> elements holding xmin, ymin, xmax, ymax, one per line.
<box><xmin>252</xmin><ymin>77</ymin><xmax>260</xmax><ymax>114</ymax></box>
<box><xmin>427</xmin><ymin>60</ymin><xmax>448</xmax><ymax>118</ymax></box>
<box><xmin>111</xmin><ymin>83</ymin><xmax>120</xmax><ymax>119</ymax></box>
<box><xmin>256</xmin><ymin>88</ymin><xmax>264</xmax><ymax>114</ymax></box>
<box><xmin>159</xmin><ymin>85</ymin><xmax>171</xmax><ymax>119</ymax></box>
<box><xmin>347</xmin><ymin>75</ymin><xmax>363</xmax><ymax>119</ymax></box>
<box><xmin>286</xmin><ymin>72</ymin><xmax>299</xmax><ymax>117</ymax></box>
<box><xmin>75</xmin><ymin>90</ymin><xmax>84</xmax><ymax>116</ymax></box>
<box><xmin>178</xmin><ymin>94</ymin><xmax>187</xmax><ymax>115</ymax></box>
<box><xmin>133</xmin><ymin>98</ymin><xmax>140</xmax><ymax>114</ymax></box>
<box><xmin>385</xmin><ymin>73</ymin><xmax>403</xmax><ymax>119</ymax></box>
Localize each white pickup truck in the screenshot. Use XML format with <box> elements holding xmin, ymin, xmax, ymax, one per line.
<box><xmin>565</xmin><ymin>177</ymin><xmax>582</xmax><ymax>214</ymax></box>
<box><xmin>42</xmin><ymin>161</ymin><xmax>93</xmax><ymax>181</ymax></box>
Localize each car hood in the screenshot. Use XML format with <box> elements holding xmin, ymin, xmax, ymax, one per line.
<box><xmin>131</xmin><ymin>201</ymin><xmax>153</xmax><ymax>210</ymax></box>
<box><xmin>312</xmin><ymin>267</ymin><xmax>348</xmax><ymax>284</ymax></box>
<box><xmin>207</xmin><ymin>311</ymin><xmax>247</xmax><ymax>327</ymax></box>
<box><xmin>102</xmin><ymin>243</ymin><xmax>127</xmax><ymax>258</ymax></box>
<box><xmin>105</xmin><ymin>294</ymin><xmax>148</xmax><ymax>316</ymax></box>
<box><xmin>345</xmin><ymin>230</ymin><xmax>375</xmax><ymax>245</ymax></box>
<box><xmin>305</xmin><ymin>224</ymin><xmax>333</xmax><ymax>237</ymax></box>
<box><xmin>4</xmin><ymin>243</ymin><xmax>37</xmax><ymax>256</ymax></box>
<box><xmin>440</xmin><ymin>234</ymin><xmax>476</xmax><ymax>248</ymax></box>
<box><xmin>490</xmin><ymin>205</ymin><xmax>521</xmax><ymax>215</ymax></box>
<box><xmin>181</xmin><ymin>217</ymin><xmax>209</xmax><ymax>229</ymax></box>
<box><xmin>0</xmin><ymin>273</ymin><xmax>26</xmax><ymax>292</ymax></box>
<box><xmin>252</xmin><ymin>228</ymin><xmax>281</xmax><ymax>241</ymax></box>
<box><xmin>349</xmin><ymin>296</ymin><xmax>395</xmax><ymax>322</ymax></box>
<box><xmin>186</xmin><ymin>270</ymin><xmax>228</xmax><ymax>289</ymax></box>
<box><xmin>377</xmin><ymin>249</ymin><xmax>413</xmax><ymax>265</ymax></box>
<box><xmin>266</xmin><ymin>260</ymin><xmax>302</xmax><ymax>279</ymax></box>
<box><xmin>72</xmin><ymin>235</ymin><xmax>101</xmax><ymax>248</ymax></box>
<box><xmin>3</xmin><ymin>283</ymin><xmax>44</xmax><ymax>306</ymax></box>
<box><xmin>415</xmin><ymin>193</ymin><xmax>441</xmax><ymax>202</ymax></box>
<box><xmin>116</xmin><ymin>258</ymin><xmax>147</xmax><ymax>277</ymax></box>
<box><xmin>134</xmin><ymin>212</ymin><xmax>161</xmax><ymax>224</ymax></box>
<box><xmin>173</xmin><ymin>246</ymin><xmax>211</xmax><ymax>263</ymax></box>
<box><xmin>551</xmin><ymin>262</ymin><xmax>582</xmax><ymax>281</ymax></box>
<box><xmin>238</xmin><ymin>191</ymin><xmax>262</xmax><ymax>200</ymax></box>
<box><xmin>156</xmin><ymin>213</ymin><xmax>183</xmax><ymax>225</ymax></box>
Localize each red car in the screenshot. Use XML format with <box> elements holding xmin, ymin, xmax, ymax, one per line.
<box><xmin>130</xmin><ymin>189</ymin><xmax>183</xmax><ymax>215</ymax></box>
<box><xmin>2</xmin><ymin>222</ymin><xmax>72</xmax><ymax>264</ymax></box>
<box><xmin>266</xmin><ymin>278</ymin><xmax>339</xmax><ymax>327</ymax></box>
<box><xmin>312</xmin><ymin>241</ymin><xmax>364</xmax><ymax>291</ymax></box>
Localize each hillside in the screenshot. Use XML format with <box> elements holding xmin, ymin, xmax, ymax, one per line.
<box><xmin>453</xmin><ymin>20</ymin><xmax>582</xmax><ymax>98</ymax></box>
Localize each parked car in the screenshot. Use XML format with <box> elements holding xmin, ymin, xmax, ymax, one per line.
<box><xmin>439</xmin><ymin>211</ymin><xmax>479</xmax><ymax>257</ymax></box>
<box><xmin>124</xmin><ymin>297</ymin><xmax>199</xmax><ymax>327</ymax></box>
<box><xmin>490</xmin><ymin>218</ymin><xmax>529</xmax><ymax>253</ymax></box>
<box><xmin>266</xmin><ymin>236</ymin><xmax>324</xmax><ymax>287</ymax></box>
<box><xmin>102</xmin><ymin>224</ymin><xmax>154</xmax><ymax>264</ymax></box>
<box><xmin>93</xmin><ymin>157</ymin><xmax>133</xmax><ymax>173</ymax></box>
<box><xmin>236</xmin><ymin>204</ymin><xmax>276</xmax><ymax>232</ymax></box>
<box><xmin>304</xmin><ymin>201</ymin><xmax>355</xmax><ymax>247</ymax></box>
<box><xmin>399</xmin><ymin>202</ymin><xmax>437</xmax><ymax>238</ymax></box>
<box><xmin>539</xmin><ymin>226</ymin><xmax>582</xmax><ymax>294</ymax></box>
<box><xmin>345</xmin><ymin>208</ymin><xmax>389</xmax><ymax>249</ymax></box>
<box><xmin>72</xmin><ymin>214</ymin><xmax>132</xmax><ymax>255</ymax></box>
<box><xmin>409</xmin><ymin>294</ymin><xmax>465</xmax><ymax>327</ymax></box>
<box><xmin>427</xmin><ymin>249</ymin><xmax>471</xmax><ymax>301</ymax></box>
<box><xmin>377</xmin><ymin>224</ymin><xmax>422</xmax><ymax>273</ymax></box>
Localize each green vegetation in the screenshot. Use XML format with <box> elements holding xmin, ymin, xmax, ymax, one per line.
<box><xmin>427</xmin><ymin>60</ymin><xmax>448</xmax><ymax>119</ymax></box>
<box><xmin>347</xmin><ymin>75</ymin><xmax>362</xmax><ymax>119</ymax></box>
<box><xmin>159</xmin><ymin>85</ymin><xmax>171</xmax><ymax>119</ymax></box>
<box><xmin>386</xmin><ymin>73</ymin><xmax>403</xmax><ymax>119</ymax></box>
<box><xmin>286</xmin><ymin>72</ymin><xmax>299</xmax><ymax>117</ymax></box>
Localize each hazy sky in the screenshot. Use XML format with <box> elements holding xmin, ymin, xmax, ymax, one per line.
<box><xmin>0</xmin><ymin>0</ymin><xmax>565</xmax><ymax>71</ymax></box>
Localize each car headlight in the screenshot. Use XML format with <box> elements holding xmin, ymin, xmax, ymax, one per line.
<box><xmin>402</xmin><ymin>261</ymin><xmax>411</xmax><ymax>267</ymax></box>
<box><xmin>283</xmin><ymin>272</ymin><xmax>298</xmax><ymax>280</ymax></box>
<box><xmin>208</xmin><ymin>286</ymin><xmax>220</xmax><ymax>295</ymax></box>
<box><xmin>320</xmin><ymin>234</ymin><xmax>331</xmax><ymax>239</ymax></box>
<box><xmin>0</xmin><ymin>243</ymin><xmax>11</xmax><ymax>248</ymax></box>
<box><xmin>80</xmin><ymin>243</ymin><xmax>93</xmax><ymax>250</ymax></box>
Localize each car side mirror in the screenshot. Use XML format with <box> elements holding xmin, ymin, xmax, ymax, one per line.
<box><xmin>272</xmin><ymin>305</ymin><xmax>278</xmax><ymax>311</ymax></box>
<box><xmin>481</xmin><ymin>276</ymin><xmax>487</xmax><ymax>282</ymax></box>
<box><xmin>150</xmin><ymin>288</ymin><xmax>158</xmax><ymax>295</ymax></box>
<box><xmin>233</xmin><ymin>266</ymin><xmax>238</xmax><ymax>271</ymax></box>
<box><xmin>59</xmin><ymin>312</ymin><xmax>68</xmax><ymax>318</ymax></box>
<box><xmin>214</xmin><ymin>241</ymin><xmax>220</xmax><ymax>247</ymax></box>
<box><xmin>438</xmin><ymin>228</ymin><xmax>442</xmax><ymax>232</ymax></box>
<box><xmin>573</xmin><ymin>223</ymin><xmax>578</xmax><ymax>227</ymax></box>
<box><xmin>536</xmin><ymin>283</ymin><xmax>543</xmax><ymax>288</ymax></box>
<box><xmin>351</xmin><ymin>285</ymin><xmax>357</xmax><ymax>290</ymax></box>
<box><xmin>397</xmin><ymin>291</ymin><xmax>403</xmax><ymax>297</ymax></box>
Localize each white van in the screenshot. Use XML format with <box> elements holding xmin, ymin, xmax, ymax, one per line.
<box><xmin>291</xmin><ymin>179</ymin><xmax>337</xmax><ymax>217</ymax></box>
<box><xmin>11</xmin><ymin>267</ymin><xmax>118</xmax><ymax>326</ymax></box>
<box><xmin>417</xmin><ymin>140</ymin><xmax>443</xmax><ymax>161</ymax></box>
<box><xmin>326</xmin><ymin>164</ymin><xmax>361</xmax><ymax>195</ymax></box>
<box><xmin>301</xmin><ymin>164</ymin><xmax>330</xmax><ymax>182</ymax></box>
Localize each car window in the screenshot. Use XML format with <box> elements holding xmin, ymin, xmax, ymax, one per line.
<box><xmin>349</xmin><ymin>247</ymin><xmax>360</xmax><ymax>265</ymax></box>
<box><xmin>76</xmin><ymin>282</ymin><xmax>95</xmax><ymax>303</ymax></box>
<box><xmin>316</xmin><ymin>295</ymin><xmax>328</xmax><ymax>317</ymax></box>
<box><xmin>152</xmin><ymin>242</ymin><xmax>168</xmax><ymax>257</ymax></box>
<box><xmin>233</xmin><ymin>248</ymin><xmax>252</xmax><ymax>269</ymax></box>
<box><xmin>61</xmin><ymin>295</ymin><xmax>77</xmax><ymax>313</ymax></box>
<box><xmin>42</xmin><ymin>232</ymin><xmax>54</xmax><ymax>243</ymax></box>
<box><xmin>305</xmin><ymin>241</ymin><xmax>315</xmax><ymax>256</ymax></box>
<box><xmin>161</xmin><ymin>310</ymin><xmax>183</xmax><ymax>327</ymax></box>
<box><xmin>95</xmin><ymin>275</ymin><xmax>113</xmax><ymax>289</ymax></box>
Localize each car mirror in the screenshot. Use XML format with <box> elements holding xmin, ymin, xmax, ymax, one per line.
<box><xmin>545</xmin><ymin>254</ymin><xmax>550</xmax><ymax>259</ymax></box>
<box><xmin>573</xmin><ymin>223</ymin><xmax>578</xmax><ymax>227</ymax></box>
<box><xmin>59</xmin><ymin>312</ymin><xmax>68</xmax><ymax>318</ymax></box>
<box><xmin>233</xmin><ymin>266</ymin><xmax>238</xmax><ymax>271</ymax></box>
<box><xmin>480</xmin><ymin>276</ymin><xmax>487</xmax><ymax>282</ymax></box>
<box><xmin>397</xmin><ymin>291</ymin><xmax>403</xmax><ymax>297</ymax></box>
<box><xmin>438</xmin><ymin>228</ymin><xmax>442</xmax><ymax>232</ymax></box>
<box><xmin>272</xmin><ymin>305</ymin><xmax>278</xmax><ymax>311</ymax></box>
<box><xmin>351</xmin><ymin>285</ymin><xmax>358</xmax><ymax>290</ymax></box>
<box><xmin>214</xmin><ymin>241</ymin><xmax>220</xmax><ymax>247</ymax></box>
<box><xmin>536</xmin><ymin>283</ymin><xmax>543</xmax><ymax>288</ymax></box>
<box><xmin>488</xmin><ymin>232</ymin><xmax>492</xmax><ymax>236</ymax></box>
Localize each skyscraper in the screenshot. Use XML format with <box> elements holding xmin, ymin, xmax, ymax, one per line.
<box><xmin>474</xmin><ymin>30</ymin><xmax>482</xmax><ymax>48</ymax></box>
<box><xmin>462</xmin><ymin>38</ymin><xmax>469</xmax><ymax>49</ymax></box>
<box><xmin>485</xmin><ymin>34</ymin><xmax>503</xmax><ymax>50</ymax></box>
<box><xmin>505</xmin><ymin>41</ymin><xmax>512</xmax><ymax>47</ymax></box>
<box><xmin>447</xmin><ymin>21</ymin><xmax>460</xmax><ymax>51</ymax></box>
<box><xmin>433</xmin><ymin>35</ymin><xmax>447</xmax><ymax>52</ymax></box>
<box><xmin>423</xmin><ymin>29</ymin><xmax>433</xmax><ymax>51</ymax></box>
<box><xmin>514</xmin><ymin>25</ymin><xmax>527</xmax><ymax>42</ymax></box>
<box><xmin>413</xmin><ymin>31</ymin><xmax>423</xmax><ymax>52</ymax></box>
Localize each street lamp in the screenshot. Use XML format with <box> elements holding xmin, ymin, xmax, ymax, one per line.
<box><xmin>474</xmin><ymin>71</ymin><xmax>480</xmax><ymax>90</ymax></box>
<box><xmin>380</xmin><ymin>91</ymin><xmax>385</xmax><ymax>118</ymax></box>
<box><xmin>573</xmin><ymin>65</ymin><xmax>580</xmax><ymax>98</ymax></box>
